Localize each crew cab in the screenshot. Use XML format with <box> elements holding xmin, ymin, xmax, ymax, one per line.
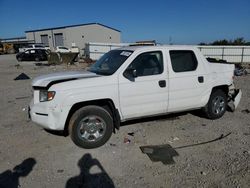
<box><xmin>29</xmin><ymin>46</ymin><xmax>242</xmax><ymax>148</ymax></box>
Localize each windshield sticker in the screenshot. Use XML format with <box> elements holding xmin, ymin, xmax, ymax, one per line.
<box><xmin>120</xmin><ymin>51</ymin><xmax>132</xmax><ymax>57</ymax></box>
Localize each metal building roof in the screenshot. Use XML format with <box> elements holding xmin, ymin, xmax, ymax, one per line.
<box><xmin>0</xmin><ymin>36</ymin><xmax>34</xmax><ymax>43</ymax></box>
<box><xmin>25</xmin><ymin>23</ymin><xmax>121</xmax><ymax>33</ymax></box>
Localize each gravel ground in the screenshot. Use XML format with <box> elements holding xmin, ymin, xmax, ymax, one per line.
<box><xmin>0</xmin><ymin>54</ymin><xmax>249</xmax><ymax>188</ymax></box>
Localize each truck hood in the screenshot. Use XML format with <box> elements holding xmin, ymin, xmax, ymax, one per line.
<box><xmin>32</xmin><ymin>71</ymin><xmax>100</xmax><ymax>88</ymax></box>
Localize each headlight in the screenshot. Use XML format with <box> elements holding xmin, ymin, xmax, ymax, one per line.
<box><xmin>39</xmin><ymin>90</ymin><xmax>56</xmax><ymax>102</ymax></box>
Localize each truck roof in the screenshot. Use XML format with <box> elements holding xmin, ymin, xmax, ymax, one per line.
<box><xmin>118</xmin><ymin>45</ymin><xmax>199</xmax><ymax>52</ymax></box>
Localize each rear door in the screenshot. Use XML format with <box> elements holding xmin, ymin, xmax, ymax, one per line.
<box><xmin>167</xmin><ymin>50</ymin><xmax>207</xmax><ymax>112</ymax></box>
<box><xmin>118</xmin><ymin>50</ymin><xmax>168</xmax><ymax>120</ymax></box>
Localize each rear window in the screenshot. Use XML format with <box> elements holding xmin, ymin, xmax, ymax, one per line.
<box><xmin>170</xmin><ymin>50</ymin><xmax>198</xmax><ymax>72</ymax></box>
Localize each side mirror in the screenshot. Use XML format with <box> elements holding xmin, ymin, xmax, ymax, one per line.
<box><xmin>123</xmin><ymin>68</ymin><xmax>137</xmax><ymax>81</ymax></box>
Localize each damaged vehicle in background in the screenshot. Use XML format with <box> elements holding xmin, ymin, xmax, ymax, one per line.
<box><xmin>55</xmin><ymin>46</ymin><xmax>71</xmax><ymax>53</ymax></box>
<box><xmin>16</xmin><ymin>49</ymin><xmax>49</xmax><ymax>62</ymax></box>
<box><xmin>29</xmin><ymin>46</ymin><xmax>242</xmax><ymax>149</ymax></box>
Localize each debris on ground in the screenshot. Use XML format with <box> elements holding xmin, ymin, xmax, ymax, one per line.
<box><xmin>234</xmin><ymin>64</ymin><xmax>248</xmax><ymax>76</ymax></box>
<box><xmin>123</xmin><ymin>137</ymin><xmax>131</xmax><ymax>144</ymax></box>
<box><xmin>141</xmin><ymin>133</ymin><xmax>231</xmax><ymax>164</ymax></box>
<box><xmin>35</xmin><ymin>63</ymin><xmax>50</xmax><ymax>66</ymax></box>
<box><xmin>140</xmin><ymin>144</ymin><xmax>179</xmax><ymax>165</ymax></box>
<box><xmin>127</xmin><ymin>132</ymin><xmax>135</xmax><ymax>136</ymax></box>
<box><xmin>14</xmin><ymin>64</ymin><xmax>22</xmax><ymax>69</ymax></box>
<box><xmin>14</xmin><ymin>73</ymin><xmax>30</xmax><ymax>80</ymax></box>
<box><xmin>109</xmin><ymin>143</ymin><xmax>116</xmax><ymax>147</ymax></box>
<box><xmin>241</xmin><ymin>109</ymin><xmax>250</xmax><ymax>114</ymax></box>
<box><xmin>168</xmin><ymin>136</ymin><xmax>180</xmax><ymax>143</ymax></box>
<box><xmin>173</xmin><ymin>137</ymin><xmax>180</xmax><ymax>141</ymax></box>
<box><xmin>200</xmin><ymin>171</ymin><xmax>207</xmax><ymax>176</ymax></box>
<box><xmin>57</xmin><ymin>169</ymin><xmax>64</xmax><ymax>173</ymax></box>
<box><xmin>16</xmin><ymin>96</ymin><xmax>30</xmax><ymax>100</ymax></box>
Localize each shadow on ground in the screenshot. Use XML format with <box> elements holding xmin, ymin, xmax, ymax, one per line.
<box><xmin>44</xmin><ymin>129</ymin><xmax>68</xmax><ymax>137</ymax></box>
<box><xmin>140</xmin><ymin>144</ymin><xmax>179</xmax><ymax>165</ymax></box>
<box><xmin>121</xmin><ymin>112</ymin><xmax>188</xmax><ymax>127</ymax></box>
<box><xmin>140</xmin><ymin>133</ymin><xmax>231</xmax><ymax>165</ymax></box>
<box><xmin>0</xmin><ymin>158</ymin><xmax>36</xmax><ymax>188</ymax></box>
<box><xmin>65</xmin><ymin>153</ymin><xmax>114</xmax><ymax>188</ymax></box>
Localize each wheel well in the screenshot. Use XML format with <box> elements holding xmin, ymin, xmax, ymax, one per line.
<box><xmin>64</xmin><ymin>99</ymin><xmax>120</xmax><ymax>134</ymax></box>
<box><xmin>212</xmin><ymin>85</ymin><xmax>229</xmax><ymax>95</ymax></box>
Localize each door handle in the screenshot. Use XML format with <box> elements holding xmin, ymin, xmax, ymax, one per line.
<box><xmin>198</xmin><ymin>76</ymin><xmax>204</xmax><ymax>83</ymax></box>
<box><xmin>159</xmin><ymin>80</ymin><xmax>166</xmax><ymax>88</ymax></box>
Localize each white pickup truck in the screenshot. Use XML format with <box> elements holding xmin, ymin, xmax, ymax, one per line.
<box><xmin>29</xmin><ymin>46</ymin><xmax>241</xmax><ymax>148</ymax></box>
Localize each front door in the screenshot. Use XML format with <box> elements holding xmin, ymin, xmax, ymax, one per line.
<box><xmin>118</xmin><ymin>50</ymin><xmax>168</xmax><ymax>120</ymax></box>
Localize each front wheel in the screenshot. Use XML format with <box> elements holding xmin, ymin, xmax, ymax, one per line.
<box><xmin>203</xmin><ymin>89</ymin><xmax>227</xmax><ymax>119</ymax></box>
<box><xmin>69</xmin><ymin>106</ymin><xmax>113</xmax><ymax>149</ymax></box>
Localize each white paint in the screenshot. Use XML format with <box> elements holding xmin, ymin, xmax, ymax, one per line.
<box><xmin>29</xmin><ymin>45</ymin><xmax>237</xmax><ymax>131</ymax></box>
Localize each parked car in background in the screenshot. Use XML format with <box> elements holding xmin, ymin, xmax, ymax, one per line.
<box><xmin>19</xmin><ymin>44</ymin><xmax>50</xmax><ymax>53</ymax></box>
<box><xmin>55</xmin><ymin>46</ymin><xmax>71</xmax><ymax>53</ymax></box>
<box><xmin>16</xmin><ymin>49</ymin><xmax>48</xmax><ymax>61</ymax></box>
<box><xmin>70</xmin><ymin>46</ymin><xmax>80</xmax><ymax>53</ymax></box>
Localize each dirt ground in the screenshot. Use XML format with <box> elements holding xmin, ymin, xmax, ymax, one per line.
<box><xmin>0</xmin><ymin>54</ymin><xmax>249</xmax><ymax>188</ymax></box>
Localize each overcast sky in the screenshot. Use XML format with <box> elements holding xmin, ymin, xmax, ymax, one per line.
<box><xmin>0</xmin><ymin>0</ymin><xmax>249</xmax><ymax>44</ymax></box>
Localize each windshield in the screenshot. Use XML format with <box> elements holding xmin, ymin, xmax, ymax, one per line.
<box><xmin>89</xmin><ymin>50</ymin><xmax>133</xmax><ymax>75</ymax></box>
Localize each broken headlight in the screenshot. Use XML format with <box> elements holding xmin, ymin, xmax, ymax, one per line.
<box><xmin>39</xmin><ymin>90</ymin><xmax>56</xmax><ymax>102</ymax></box>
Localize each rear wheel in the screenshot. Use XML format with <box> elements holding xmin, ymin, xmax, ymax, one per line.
<box><xmin>203</xmin><ymin>89</ymin><xmax>227</xmax><ymax>119</ymax></box>
<box><xmin>69</xmin><ymin>106</ymin><xmax>113</xmax><ymax>149</ymax></box>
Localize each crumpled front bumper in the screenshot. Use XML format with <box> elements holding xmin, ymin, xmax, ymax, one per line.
<box><xmin>28</xmin><ymin>98</ymin><xmax>66</xmax><ymax>131</ymax></box>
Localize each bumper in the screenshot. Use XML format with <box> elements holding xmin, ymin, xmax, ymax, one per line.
<box><xmin>228</xmin><ymin>88</ymin><xmax>242</xmax><ymax>111</ymax></box>
<box><xmin>29</xmin><ymin>99</ymin><xmax>67</xmax><ymax>131</ymax></box>
<box><xmin>233</xmin><ymin>89</ymin><xmax>242</xmax><ymax>109</ymax></box>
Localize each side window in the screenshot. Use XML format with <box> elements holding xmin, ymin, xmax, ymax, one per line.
<box><xmin>128</xmin><ymin>51</ymin><xmax>163</xmax><ymax>77</ymax></box>
<box><xmin>170</xmin><ymin>50</ymin><xmax>198</xmax><ymax>72</ymax></box>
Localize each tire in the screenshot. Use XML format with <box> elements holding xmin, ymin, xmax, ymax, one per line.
<box><xmin>203</xmin><ymin>89</ymin><xmax>227</xmax><ymax>119</ymax></box>
<box><xmin>17</xmin><ymin>57</ymin><xmax>22</xmax><ymax>62</ymax></box>
<box><xmin>69</xmin><ymin>105</ymin><xmax>113</xmax><ymax>149</ymax></box>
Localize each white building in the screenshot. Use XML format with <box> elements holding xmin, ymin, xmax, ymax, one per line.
<box><xmin>25</xmin><ymin>23</ymin><xmax>121</xmax><ymax>55</ymax></box>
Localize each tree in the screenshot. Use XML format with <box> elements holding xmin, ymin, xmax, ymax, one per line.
<box><xmin>211</xmin><ymin>39</ymin><xmax>229</xmax><ymax>45</ymax></box>
<box><xmin>232</xmin><ymin>37</ymin><xmax>245</xmax><ymax>45</ymax></box>
<box><xmin>200</xmin><ymin>37</ymin><xmax>250</xmax><ymax>46</ymax></box>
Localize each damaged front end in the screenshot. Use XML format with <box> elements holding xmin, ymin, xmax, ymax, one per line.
<box><xmin>228</xmin><ymin>84</ymin><xmax>242</xmax><ymax>111</ymax></box>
